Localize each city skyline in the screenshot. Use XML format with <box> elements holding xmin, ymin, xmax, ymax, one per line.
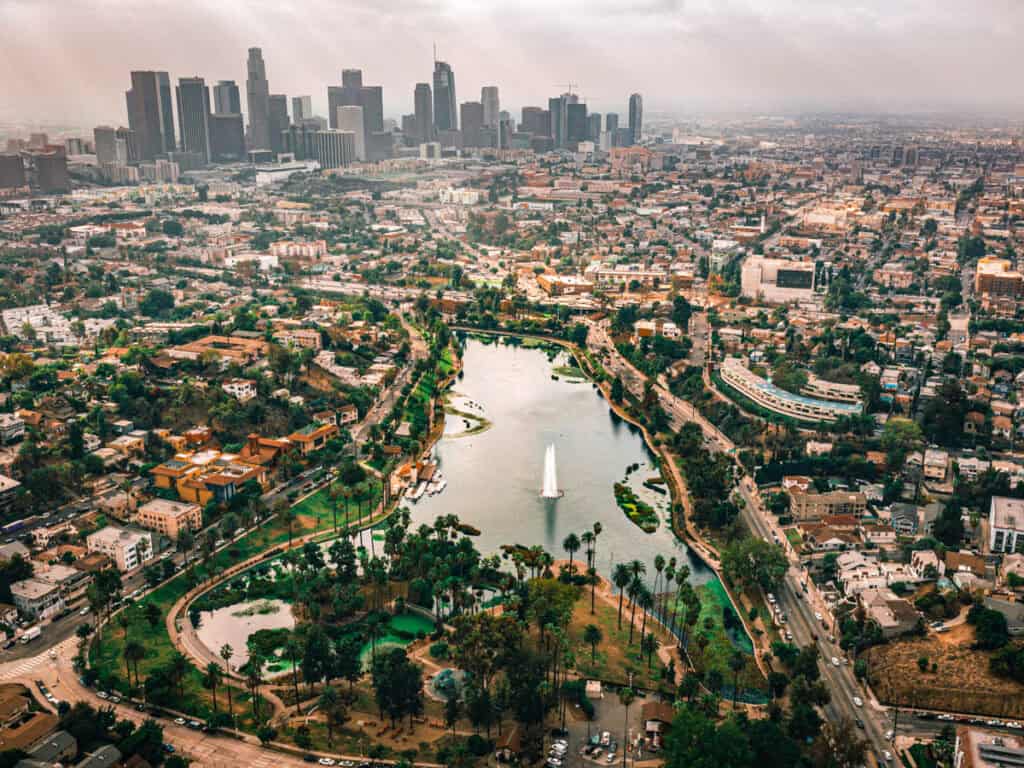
<box><xmin>3</xmin><ymin>0</ymin><xmax>1024</xmax><ymax>126</ymax></box>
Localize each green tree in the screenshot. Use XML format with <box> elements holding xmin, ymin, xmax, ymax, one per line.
<box><xmin>583</xmin><ymin>624</ymin><xmax>602</xmax><ymax>663</ymax></box>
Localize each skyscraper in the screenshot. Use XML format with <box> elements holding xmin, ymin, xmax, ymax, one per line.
<box><xmin>360</xmin><ymin>86</ymin><xmax>384</xmax><ymax>134</ymax></box>
<box><xmin>628</xmin><ymin>93</ymin><xmax>643</xmax><ymax>145</ymax></box>
<box><xmin>342</xmin><ymin>69</ymin><xmax>363</xmax><ymax>88</ymax></box>
<box><xmin>176</xmin><ymin>77</ymin><xmax>212</xmax><ymax>162</ymax></box>
<box><xmin>481</xmin><ymin>86</ymin><xmax>499</xmax><ymax>128</ymax></box>
<box><xmin>125</xmin><ymin>71</ymin><xmax>175</xmax><ymax>161</ymax></box>
<box><xmin>267</xmin><ymin>95</ymin><xmax>289</xmax><ymax>154</ymax></box>
<box><xmin>315</xmin><ymin>129</ymin><xmax>356</xmax><ymax>169</ymax></box>
<box><xmin>414</xmin><ymin>83</ymin><xmax>433</xmax><ymax>143</ymax></box>
<box><xmin>209</xmin><ymin>114</ymin><xmax>245</xmax><ymax>161</ymax></box>
<box><xmin>606</xmin><ymin>113</ymin><xmax>619</xmax><ymax>134</ymax></box>
<box><xmin>0</xmin><ymin>155</ymin><xmax>26</xmax><ymax>189</ymax></box>
<box><xmin>566</xmin><ymin>102</ymin><xmax>587</xmax><ymax>145</ymax></box>
<box><xmin>586</xmin><ymin>113</ymin><xmax>602</xmax><ymax>143</ymax></box>
<box><xmin>460</xmin><ymin>101</ymin><xmax>484</xmax><ymax>147</ymax></box>
<box><xmin>94</xmin><ymin>126</ymin><xmax>124</xmax><ymax>165</ymax></box>
<box><xmin>433</xmin><ymin>60</ymin><xmax>457</xmax><ymax>132</ymax></box>
<box><xmin>246</xmin><ymin>47</ymin><xmax>271</xmax><ymax>149</ymax></box>
<box><xmin>337</xmin><ymin>105</ymin><xmax>365</xmax><ymax>161</ymax></box>
<box><xmin>292</xmin><ymin>95</ymin><xmax>312</xmax><ymax>122</ymax></box>
<box><xmin>547</xmin><ymin>97</ymin><xmax>564</xmax><ymax>147</ymax></box>
<box><xmin>213</xmin><ymin>81</ymin><xmax>241</xmax><ymax>115</ymax></box>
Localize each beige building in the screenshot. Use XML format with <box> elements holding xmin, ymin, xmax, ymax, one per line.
<box><xmin>136</xmin><ymin>498</ymin><xmax>203</xmax><ymax>540</ymax></box>
<box><xmin>790</xmin><ymin>489</ymin><xmax>867</xmax><ymax>522</ymax></box>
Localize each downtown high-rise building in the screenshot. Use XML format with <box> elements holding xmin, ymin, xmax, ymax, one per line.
<box><xmin>586</xmin><ymin>112</ymin><xmax>602</xmax><ymax>143</ymax></box>
<box><xmin>246</xmin><ymin>47</ymin><xmax>271</xmax><ymax>149</ymax></box>
<box><xmin>566</xmin><ymin>102</ymin><xmax>587</xmax><ymax>145</ymax></box>
<box><xmin>209</xmin><ymin>114</ymin><xmax>245</xmax><ymax>161</ymax></box>
<box><xmin>125</xmin><ymin>70</ymin><xmax>175</xmax><ymax>161</ymax></box>
<box><xmin>413</xmin><ymin>83</ymin><xmax>433</xmax><ymax>143</ymax></box>
<box><xmin>628</xmin><ymin>93</ymin><xmax>643</xmax><ymax>144</ymax></box>
<box><xmin>342</xmin><ymin>69</ymin><xmax>362</xmax><ymax>88</ymax></box>
<box><xmin>328</xmin><ymin>70</ymin><xmax>383</xmax><ymax>142</ymax></box>
<box><xmin>520</xmin><ymin>106</ymin><xmax>548</xmax><ymax>135</ymax></box>
<box><xmin>268</xmin><ymin>94</ymin><xmax>289</xmax><ymax>154</ymax></box>
<box><xmin>213</xmin><ymin>80</ymin><xmax>241</xmax><ymax>115</ymax></box>
<box><xmin>432</xmin><ymin>60</ymin><xmax>457</xmax><ymax>132</ymax></box>
<box><xmin>460</xmin><ymin>101</ymin><xmax>483</xmax><ymax>147</ymax></box>
<box><xmin>337</xmin><ymin>105</ymin><xmax>365</xmax><ymax>161</ymax></box>
<box><xmin>606</xmin><ymin>113</ymin><xmax>619</xmax><ymax>134</ymax></box>
<box><xmin>315</xmin><ymin>129</ymin><xmax>356</xmax><ymax>169</ymax></box>
<box><xmin>176</xmin><ymin>77</ymin><xmax>212</xmax><ymax>162</ymax></box>
<box><xmin>481</xmin><ymin>86</ymin><xmax>499</xmax><ymax>128</ymax></box>
<box><xmin>292</xmin><ymin>95</ymin><xmax>312</xmax><ymax>122</ymax></box>
<box><xmin>93</xmin><ymin>125</ymin><xmax>132</xmax><ymax>166</ymax></box>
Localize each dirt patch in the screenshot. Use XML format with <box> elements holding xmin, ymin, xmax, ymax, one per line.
<box><xmin>865</xmin><ymin>627</ymin><xmax>1024</xmax><ymax>718</ymax></box>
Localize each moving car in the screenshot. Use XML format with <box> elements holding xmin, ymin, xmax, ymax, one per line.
<box><xmin>852</xmin><ymin>696</ymin><xmax>863</xmax><ymax>707</ymax></box>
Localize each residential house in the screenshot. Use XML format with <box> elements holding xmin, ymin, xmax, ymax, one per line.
<box><xmin>859</xmin><ymin>587</ymin><xmax>920</xmax><ymax>638</ymax></box>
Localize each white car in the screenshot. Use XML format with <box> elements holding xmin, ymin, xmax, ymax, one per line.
<box><xmin>318</xmin><ymin>759</ymin><xmax>335</xmax><ymax>766</ymax></box>
<box><xmin>814</xmin><ymin>612</ymin><xmax>823</xmax><ymax>621</ymax></box>
<box><xmin>173</xmin><ymin>717</ymin><xmax>185</xmax><ymax>725</ymax></box>
<box><xmin>853</xmin><ymin>696</ymin><xmax>863</xmax><ymax>707</ymax></box>
<box><xmin>96</xmin><ymin>691</ymin><xmax>109</xmax><ymax>700</ymax></box>
<box><xmin>882</xmin><ymin>751</ymin><xmax>892</xmax><ymax>762</ymax></box>
<box><xmin>831</xmin><ymin>657</ymin><xmax>840</xmax><ymax>667</ymax></box>
<box><xmin>885</xmin><ymin>730</ymin><xmax>894</xmax><ymax>740</ymax></box>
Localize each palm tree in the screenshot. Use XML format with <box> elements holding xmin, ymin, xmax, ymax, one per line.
<box><xmin>562</xmin><ymin>533</ymin><xmax>580</xmax><ymax>576</ymax></box>
<box><xmin>638</xmin><ymin>586</ymin><xmax>653</xmax><ymax>647</ymax></box>
<box><xmin>642</xmin><ymin>632</ymin><xmax>659</xmax><ymax>670</ymax></box>
<box><xmin>220</xmin><ymin>644</ymin><xmax>235</xmax><ymax>719</ymax></box>
<box><xmin>365</xmin><ymin>612</ymin><xmax>385</xmax><ymax>665</ymax></box>
<box><xmin>728</xmin><ymin>651</ymin><xmax>746</xmax><ymax>709</ymax></box>
<box><xmin>286</xmin><ymin>637</ymin><xmax>303</xmax><ymax>714</ymax></box>
<box><xmin>591</xmin><ymin>522</ymin><xmax>602</xmax><ymax>570</ymax></box>
<box><xmin>124</xmin><ymin>640</ymin><xmax>145</xmax><ymax>688</ymax></box>
<box><xmin>206</xmin><ymin>662</ymin><xmax>222</xmax><ymax>713</ymax></box>
<box><xmin>587</xmin><ymin>566</ymin><xmax>598</xmax><ymax>615</ymax></box>
<box><xmin>612</xmin><ymin>563</ymin><xmax>631</xmax><ymax>629</ymax></box>
<box><xmin>277</xmin><ymin>500</ymin><xmax>296</xmax><ymax>550</ymax></box>
<box><xmin>319</xmin><ymin>685</ymin><xmax>341</xmax><ymax>747</ymax></box>
<box><xmin>246</xmin><ymin>656</ymin><xmax>264</xmax><ymax>722</ymax></box>
<box><xmin>653</xmin><ymin>554</ymin><xmax>666</xmax><ymax>599</ymax></box>
<box><xmin>581</xmin><ymin>531</ymin><xmax>595</xmax><ymax>570</ymax></box>
<box><xmin>583</xmin><ymin>624</ymin><xmax>602</xmax><ymax>663</ymax></box>
<box><xmin>170</xmin><ymin>652</ymin><xmax>189</xmax><ymax>699</ymax></box>
<box><xmin>327</xmin><ymin>483</ymin><xmax>342</xmax><ymax>533</ymax></box>
<box><xmin>618</xmin><ymin>687</ymin><xmax>635</xmax><ymax>768</ymax></box>
<box><xmin>627</xmin><ymin>577</ymin><xmax>643</xmax><ymax>645</ymax></box>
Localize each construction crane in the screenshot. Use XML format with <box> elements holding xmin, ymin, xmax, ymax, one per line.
<box><xmin>554</xmin><ymin>82</ymin><xmax>580</xmax><ymax>96</ymax></box>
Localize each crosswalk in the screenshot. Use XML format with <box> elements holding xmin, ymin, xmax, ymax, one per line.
<box><xmin>0</xmin><ymin>637</ymin><xmax>75</xmax><ymax>682</ymax></box>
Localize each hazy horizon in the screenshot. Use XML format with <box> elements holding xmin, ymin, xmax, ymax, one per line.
<box><xmin>2</xmin><ymin>0</ymin><xmax>1022</xmax><ymax>127</ymax></box>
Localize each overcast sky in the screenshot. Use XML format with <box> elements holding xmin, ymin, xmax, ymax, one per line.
<box><xmin>2</xmin><ymin>0</ymin><xmax>1022</xmax><ymax>127</ymax></box>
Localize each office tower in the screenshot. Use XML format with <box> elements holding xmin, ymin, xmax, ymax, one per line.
<box><xmin>283</xmin><ymin>123</ymin><xmax>319</xmax><ymax>161</ymax></box>
<box><xmin>549</xmin><ymin>93</ymin><xmax>576</xmax><ymax>148</ymax></box>
<box><xmin>499</xmin><ymin>117</ymin><xmax>514</xmax><ymax>150</ymax></box>
<box><xmin>566</xmin><ymin>102</ymin><xmax>587</xmax><ymax>144</ymax></box>
<box><xmin>401</xmin><ymin>114</ymin><xmax>416</xmax><ymax>140</ymax></box>
<box><xmin>0</xmin><ymin>155</ymin><xmax>26</xmax><ymax>188</ymax></box>
<box><xmin>360</xmin><ymin>85</ymin><xmax>384</xmax><ymax>134</ymax></box>
<box><xmin>126</xmin><ymin>70</ymin><xmax>176</xmax><ymax>161</ymax></box>
<box><xmin>267</xmin><ymin>94</ymin><xmax>289</xmax><ymax>153</ymax></box>
<box><xmin>292</xmin><ymin>95</ymin><xmax>312</xmax><ymax>122</ymax></box>
<box><xmin>366</xmin><ymin>131</ymin><xmax>394</xmax><ymax>162</ymax></box>
<box><xmin>315</xmin><ymin>129</ymin><xmax>355</xmax><ymax>169</ymax></box>
<box><xmin>209</xmin><ymin>113</ymin><xmax>245</xmax><ymax>161</ymax></box>
<box><xmin>587</xmin><ymin>113</ymin><xmax>602</xmax><ymax>143</ymax></box>
<box><xmin>628</xmin><ymin>93</ymin><xmax>643</xmax><ymax>144</ymax></box>
<box><xmin>337</xmin><ymin>105</ymin><xmax>365</xmax><ymax>160</ymax></box>
<box><xmin>64</xmin><ymin>138</ymin><xmax>88</xmax><ymax>155</ymax></box>
<box><xmin>94</xmin><ymin>126</ymin><xmax>119</xmax><ymax>165</ymax></box>
<box><xmin>246</xmin><ymin>47</ymin><xmax>271</xmax><ymax>149</ymax></box>
<box><xmin>606</xmin><ymin>113</ymin><xmax>619</xmax><ymax>134</ymax></box>
<box><xmin>460</xmin><ymin>101</ymin><xmax>483</xmax><ymax>148</ymax></box>
<box><xmin>33</xmin><ymin>148</ymin><xmax>69</xmax><ymax>193</ymax></box>
<box><xmin>481</xmin><ymin>86</ymin><xmax>499</xmax><ymax>128</ymax></box>
<box><xmin>5</xmin><ymin>139</ymin><xmax>26</xmax><ymax>152</ymax></box>
<box><xmin>414</xmin><ymin>83</ymin><xmax>433</xmax><ymax>143</ymax></box>
<box><xmin>520</xmin><ymin>107</ymin><xmax>546</xmax><ymax>135</ymax></box>
<box><xmin>342</xmin><ymin>69</ymin><xmax>362</xmax><ymax>88</ymax></box>
<box><xmin>28</xmin><ymin>133</ymin><xmax>48</xmax><ymax>148</ymax></box>
<box><xmin>432</xmin><ymin>60</ymin><xmax>457</xmax><ymax>132</ymax></box>
<box><xmin>116</xmin><ymin>127</ymin><xmax>138</xmax><ymax>163</ymax></box>
<box><xmin>175</xmin><ymin>77</ymin><xmax>212</xmax><ymax>162</ymax></box>
<box><xmin>213</xmin><ymin>80</ymin><xmax>241</xmax><ymax>115</ymax></box>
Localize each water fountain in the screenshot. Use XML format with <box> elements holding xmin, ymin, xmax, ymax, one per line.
<box><xmin>541</xmin><ymin>443</ymin><xmax>563</xmax><ymax>498</ymax></box>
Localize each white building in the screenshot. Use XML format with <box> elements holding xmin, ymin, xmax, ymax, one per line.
<box><xmin>336</xmin><ymin>105</ymin><xmax>366</xmax><ymax>161</ymax></box>
<box><xmin>740</xmin><ymin>255</ymin><xmax>816</xmax><ymax>303</ymax></box>
<box><xmin>0</xmin><ymin>413</ymin><xmax>24</xmax><ymax>443</ymax></box>
<box><xmin>86</xmin><ymin>525</ymin><xmax>154</xmax><ymax>572</ymax></box>
<box><xmin>10</xmin><ymin>578</ymin><xmax>65</xmax><ymax>620</ymax></box>
<box><xmin>720</xmin><ymin>358</ymin><xmax>863</xmax><ymax>423</ymax></box>
<box><xmin>989</xmin><ymin>496</ymin><xmax>1024</xmax><ymax>554</ymax></box>
<box><xmin>222</xmin><ymin>378</ymin><xmax>257</xmax><ymax>402</ymax></box>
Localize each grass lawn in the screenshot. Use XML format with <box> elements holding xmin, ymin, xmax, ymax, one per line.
<box><xmin>90</xmin><ymin>511</ymin><xmax>320</xmax><ymax>727</ymax></box>
<box><xmin>292</xmin><ymin>481</ymin><xmax>383</xmax><ymax>531</ymax></box>
<box><xmin>438</xmin><ymin>347</ymin><xmax>456</xmax><ymax>377</ymax></box>
<box><xmin>664</xmin><ymin>580</ymin><xmax>766</xmax><ymax>700</ymax></box>
<box><xmin>569</xmin><ymin>583</ymin><xmax>675</xmax><ymax>692</ymax></box>
<box><xmin>907</xmin><ymin>744</ymin><xmax>938</xmax><ymax>768</ymax></box>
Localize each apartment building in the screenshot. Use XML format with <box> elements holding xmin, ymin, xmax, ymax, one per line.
<box><xmin>86</xmin><ymin>525</ymin><xmax>154</xmax><ymax>572</ymax></box>
<box><xmin>136</xmin><ymin>498</ymin><xmax>202</xmax><ymax>540</ymax></box>
<box><xmin>222</xmin><ymin>378</ymin><xmax>257</xmax><ymax>402</ymax></box>
<box><xmin>975</xmin><ymin>256</ymin><xmax>1024</xmax><ymax>297</ymax></box>
<box><xmin>0</xmin><ymin>413</ymin><xmax>24</xmax><ymax>443</ymax></box>
<box><xmin>790</xmin><ymin>488</ymin><xmax>867</xmax><ymax>522</ymax></box>
<box><xmin>800</xmin><ymin>373</ymin><xmax>863</xmax><ymax>405</ymax></box>
<box><xmin>740</xmin><ymin>255</ymin><xmax>816</xmax><ymax>303</ymax></box>
<box><xmin>989</xmin><ymin>496</ymin><xmax>1024</xmax><ymax>554</ymax></box>
<box><xmin>10</xmin><ymin>578</ymin><xmax>64</xmax><ymax>619</ymax></box>
<box><xmin>720</xmin><ymin>358</ymin><xmax>863</xmax><ymax>423</ymax></box>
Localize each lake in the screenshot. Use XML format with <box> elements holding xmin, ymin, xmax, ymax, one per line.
<box><xmin>409</xmin><ymin>335</ymin><xmax>714</xmax><ymax>586</ymax></box>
